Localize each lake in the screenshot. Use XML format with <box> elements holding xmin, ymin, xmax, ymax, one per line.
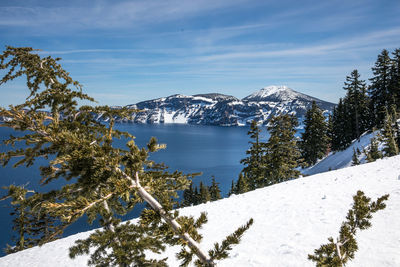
<box><xmin>0</xmin><ymin>123</ymin><xmax>269</xmax><ymax>256</ymax></box>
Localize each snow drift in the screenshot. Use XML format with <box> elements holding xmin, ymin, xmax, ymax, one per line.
<box><xmin>0</xmin><ymin>155</ymin><xmax>399</xmax><ymax>266</ymax></box>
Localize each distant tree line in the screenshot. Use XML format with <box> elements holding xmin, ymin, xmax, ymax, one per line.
<box><xmin>180</xmin><ymin>177</ymin><xmax>222</xmax><ymax>207</ymax></box>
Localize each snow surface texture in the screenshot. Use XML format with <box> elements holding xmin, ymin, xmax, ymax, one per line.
<box><xmin>303</xmin><ymin>131</ymin><xmax>379</xmax><ymax>176</ymax></box>
<box><xmin>1</xmin><ymin>155</ymin><xmax>399</xmax><ymax>266</ymax></box>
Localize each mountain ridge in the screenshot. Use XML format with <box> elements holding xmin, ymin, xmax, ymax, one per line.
<box><xmin>0</xmin><ymin>86</ymin><xmax>336</xmax><ymax>126</ymax></box>
<box><xmin>118</xmin><ymin>85</ymin><xmax>335</xmax><ymax>126</ymax></box>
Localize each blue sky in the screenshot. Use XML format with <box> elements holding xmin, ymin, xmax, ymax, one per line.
<box><xmin>0</xmin><ymin>0</ymin><xmax>399</xmax><ymax>107</ymax></box>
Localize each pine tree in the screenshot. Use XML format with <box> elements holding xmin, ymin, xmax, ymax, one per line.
<box><xmin>228</xmin><ymin>180</ymin><xmax>236</xmax><ymax>196</ymax></box>
<box><xmin>263</xmin><ymin>114</ymin><xmax>301</xmax><ymax>185</ymax></box>
<box><xmin>209</xmin><ymin>176</ymin><xmax>222</xmax><ymax>201</ymax></box>
<box><xmin>0</xmin><ymin>46</ymin><xmax>252</xmax><ymax>266</ymax></box>
<box><xmin>390</xmin><ymin>49</ymin><xmax>400</xmax><ymax>109</ymax></box>
<box><xmin>300</xmin><ymin>101</ymin><xmax>329</xmax><ymax>166</ymax></box>
<box><xmin>381</xmin><ymin>108</ymin><xmax>399</xmax><ymax>156</ymax></box>
<box><xmin>240</xmin><ymin>120</ymin><xmax>265</xmax><ymax>189</ymax></box>
<box><xmin>343</xmin><ymin>70</ymin><xmax>370</xmax><ymax>139</ymax></box>
<box><xmin>181</xmin><ymin>182</ymin><xmax>195</xmax><ymax>207</ymax></box>
<box><xmin>308</xmin><ymin>191</ymin><xmax>389</xmax><ymax>267</ymax></box>
<box><xmin>351</xmin><ymin>148</ymin><xmax>360</xmax><ymax>166</ymax></box>
<box><xmin>1</xmin><ymin>185</ymin><xmax>61</xmax><ymax>254</ymax></box>
<box><xmin>369</xmin><ymin>49</ymin><xmax>392</xmax><ymax>128</ymax></box>
<box><xmin>235</xmin><ymin>173</ymin><xmax>250</xmax><ymax>194</ymax></box>
<box><xmin>199</xmin><ymin>181</ymin><xmax>211</xmax><ymax>203</ymax></box>
<box><xmin>366</xmin><ymin>136</ymin><xmax>382</xmax><ymax>162</ymax></box>
<box><xmin>331</xmin><ymin>99</ymin><xmax>352</xmax><ymax>151</ymax></box>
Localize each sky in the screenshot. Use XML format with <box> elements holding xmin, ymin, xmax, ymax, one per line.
<box><xmin>0</xmin><ymin>0</ymin><xmax>399</xmax><ymax>107</ymax></box>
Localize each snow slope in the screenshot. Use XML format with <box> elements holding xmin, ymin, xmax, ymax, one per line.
<box><xmin>1</xmin><ymin>156</ymin><xmax>399</xmax><ymax>266</ymax></box>
<box><xmin>302</xmin><ymin>131</ymin><xmax>380</xmax><ymax>176</ymax></box>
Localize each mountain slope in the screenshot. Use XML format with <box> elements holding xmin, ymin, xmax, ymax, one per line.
<box><xmin>1</xmin><ymin>155</ymin><xmax>399</xmax><ymax>266</ymax></box>
<box><xmin>302</xmin><ymin>131</ymin><xmax>379</xmax><ymax>176</ymax></box>
<box><xmin>107</xmin><ymin>86</ymin><xmax>336</xmax><ymax>126</ymax></box>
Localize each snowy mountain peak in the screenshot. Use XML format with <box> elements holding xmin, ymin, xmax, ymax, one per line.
<box><xmin>242</xmin><ymin>85</ymin><xmax>301</xmax><ymax>102</ymax></box>
<box><xmin>256</xmin><ymin>85</ymin><xmax>292</xmax><ymax>97</ymax></box>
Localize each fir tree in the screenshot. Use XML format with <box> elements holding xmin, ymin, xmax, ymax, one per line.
<box><xmin>199</xmin><ymin>181</ymin><xmax>211</xmax><ymax>203</ymax></box>
<box><xmin>228</xmin><ymin>180</ymin><xmax>236</xmax><ymax>196</ymax></box>
<box><xmin>381</xmin><ymin>109</ymin><xmax>399</xmax><ymax>156</ymax></box>
<box><xmin>0</xmin><ymin>46</ymin><xmax>252</xmax><ymax>266</ymax></box>
<box><xmin>331</xmin><ymin>99</ymin><xmax>352</xmax><ymax>151</ymax></box>
<box><xmin>389</xmin><ymin>48</ymin><xmax>400</xmax><ymax>109</ymax></box>
<box><xmin>263</xmin><ymin>114</ymin><xmax>301</xmax><ymax>185</ymax></box>
<box><xmin>343</xmin><ymin>70</ymin><xmax>370</xmax><ymax>139</ymax></box>
<box><xmin>308</xmin><ymin>191</ymin><xmax>389</xmax><ymax>267</ymax></box>
<box><xmin>209</xmin><ymin>176</ymin><xmax>222</xmax><ymax>201</ymax></box>
<box><xmin>366</xmin><ymin>136</ymin><xmax>382</xmax><ymax>162</ymax></box>
<box><xmin>1</xmin><ymin>185</ymin><xmax>61</xmax><ymax>254</ymax></box>
<box><xmin>351</xmin><ymin>148</ymin><xmax>360</xmax><ymax>166</ymax></box>
<box><xmin>389</xmin><ymin>104</ymin><xmax>400</xmax><ymax>150</ymax></box>
<box><xmin>181</xmin><ymin>182</ymin><xmax>195</xmax><ymax>207</ymax></box>
<box><xmin>235</xmin><ymin>173</ymin><xmax>250</xmax><ymax>194</ymax></box>
<box><xmin>300</xmin><ymin>101</ymin><xmax>329</xmax><ymax>166</ymax></box>
<box><xmin>369</xmin><ymin>49</ymin><xmax>392</xmax><ymax>128</ymax></box>
<box><xmin>240</xmin><ymin>120</ymin><xmax>265</xmax><ymax>189</ymax></box>
<box><xmin>193</xmin><ymin>186</ymin><xmax>200</xmax><ymax>205</ymax></box>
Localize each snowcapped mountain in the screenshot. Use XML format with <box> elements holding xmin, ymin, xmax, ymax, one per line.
<box><xmin>100</xmin><ymin>86</ymin><xmax>335</xmax><ymax>126</ymax></box>
<box><xmin>1</xmin><ymin>155</ymin><xmax>399</xmax><ymax>266</ymax></box>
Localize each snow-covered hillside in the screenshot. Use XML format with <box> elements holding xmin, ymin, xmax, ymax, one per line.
<box><xmin>1</xmin><ymin>155</ymin><xmax>399</xmax><ymax>266</ymax></box>
<box><xmin>303</xmin><ymin>131</ymin><xmax>379</xmax><ymax>176</ymax></box>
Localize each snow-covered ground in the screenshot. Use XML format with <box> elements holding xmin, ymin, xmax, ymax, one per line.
<box><xmin>1</xmin><ymin>154</ymin><xmax>399</xmax><ymax>266</ymax></box>
<box><xmin>302</xmin><ymin>131</ymin><xmax>379</xmax><ymax>176</ymax></box>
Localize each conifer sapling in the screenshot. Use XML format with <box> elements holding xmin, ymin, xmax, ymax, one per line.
<box><xmin>308</xmin><ymin>191</ymin><xmax>389</xmax><ymax>267</ymax></box>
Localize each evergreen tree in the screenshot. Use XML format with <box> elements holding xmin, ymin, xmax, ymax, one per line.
<box><xmin>326</xmin><ymin>114</ymin><xmax>333</xmax><ymax>152</ymax></box>
<box><xmin>351</xmin><ymin>148</ymin><xmax>360</xmax><ymax>166</ymax></box>
<box><xmin>331</xmin><ymin>99</ymin><xmax>352</xmax><ymax>151</ymax></box>
<box><xmin>389</xmin><ymin>48</ymin><xmax>400</xmax><ymax>109</ymax></box>
<box><xmin>308</xmin><ymin>191</ymin><xmax>388</xmax><ymax>267</ymax></box>
<box><xmin>369</xmin><ymin>49</ymin><xmax>392</xmax><ymax>128</ymax></box>
<box><xmin>191</xmin><ymin>186</ymin><xmax>200</xmax><ymax>205</ymax></box>
<box><xmin>1</xmin><ymin>185</ymin><xmax>61</xmax><ymax>254</ymax></box>
<box><xmin>209</xmin><ymin>176</ymin><xmax>222</xmax><ymax>201</ymax></box>
<box><xmin>381</xmin><ymin>109</ymin><xmax>399</xmax><ymax>156</ymax></box>
<box><xmin>0</xmin><ymin>47</ymin><xmax>252</xmax><ymax>266</ymax></box>
<box><xmin>299</xmin><ymin>101</ymin><xmax>329</xmax><ymax>166</ymax></box>
<box><xmin>263</xmin><ymin>114</ymin><xmax>301</xmax><ymax>185</ymax></box>
<box><xmin>181</xmin><ymin>182</ymin><xmax>195</xmax><ymax>207</ymax></box>
<box><xmin>235</xmin><ymin>173</ymin><xmax>250</xmax><ymax>194</ymax></box>
<box><xmin>228</xmin><ymin>180</ymin><xmax>236</xmax><ymax>196</ymax></box>
<box><xmin>343</xmin><ymin>70</ymin><xmax>370</xmax><ymax>139</ymax></box>
<box><xmin>366</xmin><ymin>136</ymin><xmax>382</xmax><ymax>162</ymax></box>
<box><xmin>240</xmin><ymin>120</ymin><xmax>265</xmax><ymax>189</ymax></box>
<box><xmin>199</xmin><ymin>181</ymin><xmax>211</xmax><ymax>203</ymax></box>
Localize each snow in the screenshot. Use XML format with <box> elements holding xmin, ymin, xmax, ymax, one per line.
<box><xmin>303</xmin><ymin>131</ymin><xmax>378</xmax><ymax>176</ymax></box>
<box><xmin>243</xmin><ymin>85</ymin><xmax>299</xmax><ymax>102</ymax></box>
<box><xmin>192</xmin><ymin>96</ymin><xmax>216</xmax><ymax>103</ymax></box>
<box><xmin>1</xmin><ymin>153</ymin><xmax>399</xmax><ymax>266</ymax></box>
<box><xmin>249</xmin><ymin>85</ymin><xmax>291</xmax><ymax>98</ymax></box>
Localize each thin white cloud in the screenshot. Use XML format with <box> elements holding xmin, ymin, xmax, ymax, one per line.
<box><xmin>198</xmin><ymin>27</ymin><xmax>400</xmax><ymax>61</ymax></box>
<box><xmin>0</xmin><ymin>0</ymin><xmax>248</xmax><ymax>29</ymax></box>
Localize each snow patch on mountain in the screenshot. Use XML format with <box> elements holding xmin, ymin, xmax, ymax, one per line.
<box><xmin>1</xmin><ymin>154</ymin><xmax>399</xmax><ymax>266</ymax></box>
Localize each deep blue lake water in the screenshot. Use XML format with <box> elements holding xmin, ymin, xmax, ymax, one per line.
<box><xmin>0</xmin><ymin>123</ymin><xmax>270</xmax><ymax>256</ymax></box>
